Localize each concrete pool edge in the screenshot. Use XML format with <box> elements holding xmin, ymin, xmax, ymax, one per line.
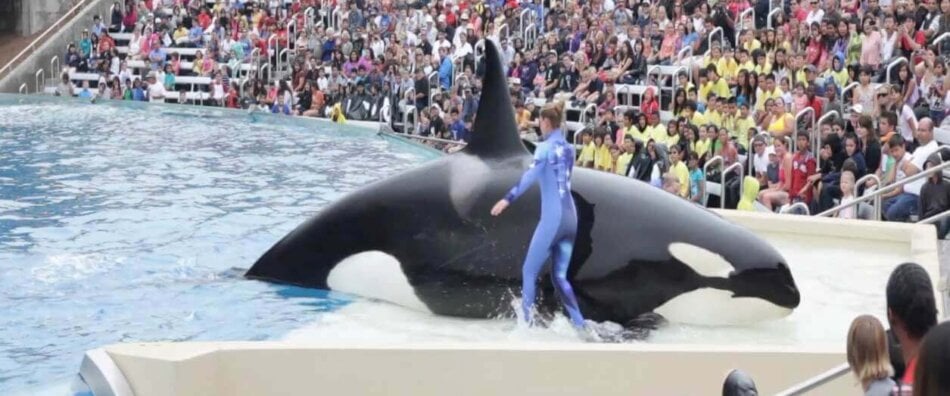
<box><xmin>94</xmin><ymin>341</ymin><xmax>858</xmax><ymax>396</ymax></box>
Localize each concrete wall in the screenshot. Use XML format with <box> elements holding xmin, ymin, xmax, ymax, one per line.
<box><xmin>103</xmin><ymin>342</ymin><xmax>859</xmax><ymax>396</ymax></box>
<box><xmin>0</xmin><ymin>0</ymin><xmax>112</xmax><ymax>94</ymax></box>
<box><xmin>19</xmin><ymin>0</ymin><xmax>70</xmax><ymax>36</ymax></box>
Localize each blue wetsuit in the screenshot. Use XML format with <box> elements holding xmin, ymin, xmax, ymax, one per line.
<box><xmin>504</xmin><ymin>129</ymin><xmax>585</xmax><ymax>328</ymax></box>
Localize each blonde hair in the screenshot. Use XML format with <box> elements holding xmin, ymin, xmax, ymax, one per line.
<box><xmin>540</xmin><ymin>101</ymin><xmax>565</xmax><ymax>127</ymax></box>
<box><xmin>846</xmin><ymin>315</ymin><xmax>893</xmax><ymax>385</ymax></box>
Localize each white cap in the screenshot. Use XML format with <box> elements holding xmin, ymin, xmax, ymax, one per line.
<box><xmin>766</xmin><ymin>145</ymin><xmax>776</xmax><ymax>156</ymax></box>
<box><xmin>850</xmin><ymin>104</ymin><xmax>864</xmax><ymax>114</ymax></box>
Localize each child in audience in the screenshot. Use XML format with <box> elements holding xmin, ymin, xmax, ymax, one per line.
<box><xmin>836</xmin><ymin>170</ymin><xmax>857</xmax><ymax>219</ymax></box>
<box><xmin>846</xmin><ymin>315</ymin><xmax>895</xmax><ymax>395</ymax></box>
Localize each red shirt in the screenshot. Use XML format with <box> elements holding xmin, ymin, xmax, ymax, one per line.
<box><xmin>902</xmin><ymin>356</ymin><xmax>917</xmax><ymax>386</ymax></box>
<box><xmin>790</xmin><ymin>150</ymin><xmax>817</xmax><ymax>203</ymax></box>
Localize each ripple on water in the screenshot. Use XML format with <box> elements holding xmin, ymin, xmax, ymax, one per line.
<box><xmin>0</xmin><ymin>96</ymin><xmax>437</xmax><ymax>394</ymax></box>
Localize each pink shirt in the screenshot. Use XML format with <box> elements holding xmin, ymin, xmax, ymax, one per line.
<box><xmin>861</xmin><ymin>31</ymin><xmax>882</xmax><ymax>67</ymax></box>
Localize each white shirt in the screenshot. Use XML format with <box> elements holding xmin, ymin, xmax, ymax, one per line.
<box><xmin>147</xmin><ymin>82</ymin><xmax>166</xmax><ymax>103</ymax></box>
<box><xmin>904</xmin><ymin>140</ymin><xmax>939</xmax><ymax>195</ymax></box>
<box><xmin>898</xmin><ymin>104</ymin><xmax>918</xmax><ymax>142</ymax></box>
<box><xmin>805</xmin><ymin>9</ymin><xmax>825</xmax><ymax>25</ymax></box>
<box><xmin>753</xmin><ymin>151</ymin><xmax>770</xmax><ymax>175</ymax></box>
<box><xmin>881</xmin><ymin>31</ymin><xmax>899</xmax><ymax>61</ymax></box>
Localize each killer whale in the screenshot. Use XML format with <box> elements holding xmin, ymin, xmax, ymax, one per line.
<box><xmin>246</xmin><ymin>40</ymin><xmax>800</xmax><ymax>327</ymax></box>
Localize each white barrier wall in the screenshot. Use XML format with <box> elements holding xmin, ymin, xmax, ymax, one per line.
<box><xmin>104</xmin><ymin>342</ymin><xmax>857</xmax><ymax>396</ymax></box>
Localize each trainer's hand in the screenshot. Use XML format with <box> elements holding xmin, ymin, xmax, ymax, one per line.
<box><xmin>491</xmin><ymin>199</ymin><xmax>509</xmax><ymax>216</ymax></box>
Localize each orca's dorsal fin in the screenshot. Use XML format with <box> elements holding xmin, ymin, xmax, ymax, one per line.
<box><xmin>462</xmin><ymin>39</ymin><xmax>529</xmax><ymax>159</ymax></box>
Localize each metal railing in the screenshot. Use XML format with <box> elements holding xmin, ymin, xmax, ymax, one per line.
<box><xmin>936</xmin><ymin>32</ymin><xmax>950</xmax><ymax>55</ymax></box>
<box><xmin>794</xmin><ymin>107</ymin><xmax>816</xmax><ymax>163</ymax></box>
<box><xmin>918</xmin><ymin>209</ymin><xmax>950</xmax><ymax>225</ymax></box>
<box><xmin>885</xmin><ymin>57</ymin><xmax>908</xmax><ymax>87</ymax></box>
<box><xmin>767</xmin><ymin>8</ymin><xmax>783</xmax><ymax>29</ymax></box>
<box><xmin>391</xmin><ymin>132</ymin><xmax>466</xmax><ymax>147</ymax></box>
<box><xmin>854</xmin><ymin>174</ymin><xmax>882</xmax><ymax>220</ymax></box>
<box><xmin>260</xmin><ymin>63</ymin><xmax>272</xmax><ymax>83</ymax></box>
<box><xmin>578</xmin><ymin>103</ymin><xmax>596</xmax><ymax>124</ymax></box>
<box><xmin>780</xmin><ymin>202</ymin><xmax>810</xmax><ymax>215</ymax></box>
<box><xmin>818</xmin><ymin>160</ymin><xmax>950</xmax><ymax>218</ymax></box>
<box><xmin>50</xmin><ymin>56</ymin><xmax>60</xmax><ymax>77</ymax></box>
<box><xmin>525</xmin><ymin>23</ymin><xmax>538</xmax><ymax>49</ymax></box>
<box><xmin>703</xmin><ymin>156</ymin><xmax>744</xmax><ymax>208</ymax></box>
<box><xmin>18</xmin><ymin>83</ymin><xmax>27</xmax><ymax>94</ymax></box>
<box><xmin>775</xmin><ymin>363</ymin><xmax>851</xmax><ymax>396</ymax></box>
<box><xmin>706</xmin><ymin>27</ymin><xmax>724</xmax><ymax>56</ymax></box>
<box><xmin>402</xmin><ymin>106</ymin><xmax>417</xmax><ymax>134</ymax></box>
<box><xmin>0</xmin><ymin>0</ymin><xmax>99</xmax><ymax>78</ymax></box>
<box><xmin>498</xmin><ymin>24</ymin><xmax>510</xmax><ymax>41</ymax></box>
<box><xmin>840</xmin><ymin>82</ymin><xmax>859</xmax><ymax>109</ymax></box>
<box><xmin>35</xmin><ymin>69</ymin><xmax>45</xmax><ymax>92</ymax></box>
<box><xmin>736</xmin><ymin>9</ymin><xmax>755</xmax><ymax>47</ymax></box>
<box><xmin>518</xmin><ymin>9</ymin><xmax>532</xmax><ymax>40</ymax></box>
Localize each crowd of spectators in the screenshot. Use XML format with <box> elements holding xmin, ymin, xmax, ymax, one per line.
<box><xmin>51</xmin><ymin>0</ymin><xmax>950</xmax><ymax>226</ymax></box>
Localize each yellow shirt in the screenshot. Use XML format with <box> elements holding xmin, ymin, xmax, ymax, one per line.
<box><xmin>578</xmin><ymin>142</ymin><xmax>596</xmax><ymax>166</ymax></box>
<box><xmin>670</xmin><ymin>161</ymin><xmax>690</xmax><ymax>198</ymax></box>
<box><xmin>735</xmin><ymin>116</ymin><xmax>756</xmax><ymax>145</ymax></box>
<box><xmin>690</xmin><ymin>111</ymin><xmax>708</xmax><ymax>127</ymax></box>
<box><xmin>646</xmin><ymin>124</ymin><xmax>668</xmax><ymax>144</ymax></box>
<box><xmin>515</xmin><ymin>109</ymin><xmax>531</xmax><ymax>129</ymax></box>
<box><xmin>703</xmin><ymin>55</ymin><xmax>721</xmax><ymax>69</ymax></box>
<box><xmin>794</xmin><ymin>69</ymin><xmax>809</xmax><ymax>87</ymax></box>
<box><xmin>754</xmin><ymin>62</ymin><xmax>772</xmax><ymax>76</ymax></box>
<box><xmin>710</xmin><ymin>78</ymin><xmax>731</xmax><ymax>100</ymax></box>
<box><xmin>717</xmin><ymin>58</ymin><xmax>739</xmax><ymax>81</ymax></box>
<box><xmin>743</xmin><ymin>39</ymin><xmax>762</xmax><ymax>53</ymax></box>
<box><xmin>755</xmin><ymin>88</ymin><xmax>784</xmax><ymax>112</ymax></box>
<box><xmin>706</xmin><ymin>110</ymin><xmax>723</xmax><ymax>127</ymax></box>
<box><xmin>627</xmin><ymin>125</ymin><xmax>649</xmax><ymax>143</ymax></box>
<box><xmin>721</xmin><ymin>114</ymin><xmax>737</xmax><ymax>138</ymax></box>
<box><xmin>615</xmin><ymin>152</ymin><xmax>633</xmax><ymax>176</ymax></box>
<box><xmin>594</xmin><ymin>144</ymin><xmax>612</xmax><ymax>170</ymax></box>
<box><xmin>695</xmin><ymin>138</ymin><xmax>712</xmax><ymax>159</ymax></box>
<box><xmin>738</xmin><ymin>60</ymin><xmax>755</xmax><ymax>74</ymax></box>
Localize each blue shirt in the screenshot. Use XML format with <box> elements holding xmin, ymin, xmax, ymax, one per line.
<box><xmin>439</xmin><ymin>57</ymin><xmax>453</xmax><ymax>90</ymax></box>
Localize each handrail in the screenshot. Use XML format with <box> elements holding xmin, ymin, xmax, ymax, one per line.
<box><xmin>703</xmin><ymin>155</ymin><xmax>724</xmax><ymax>205</ymax></box>
<box><xmin>260</xmin><ymin>63</ymin><xmax>272</xmax><ymax>83</ymax></box>
<box><xmin>841</xmin><ymin>82</ymin><xmax>860</xmax><ymax>109</ymax></box>
<box><xmin>722</xmin><ymin>162</ymin><xmax>744</xmax><ymax>209</ymax></box>
<box><xmin>525</xmin><ymin>23</ymin><xmax>538</xmax><ymax>50</ymax></box>
<box><xmin>706</xmin><ymin>27</ymin><xmax>724</xmax><ymax>56</ymax></box>
<box><xmin>35</xmin><ymin>69</ymin><xmax>45</xmax><ymax>92</ymax></box>
<box><xmin>855</xmin><ymin>173</ymin><xmax>882</xmax><ymax>220</ymax></box>
<box><xmin>240</xmin><ymin>78</ymin><xmax>251</xmax><ymax>98</ymax></box>
<box><xmin>332</xmin><ymin>8</ymin><xmax>343</xmax><ymax>31</ymax></box>
<box><xmin>794</xmin><ymin>107</ymin><xmax>816</xmax><ymax>162</ymax></box>
<box><xmin>885</xmin><ymin>57</ymin><xmax>908</xmax><ymax>87</ymax></box>
<box><xmin>519</xmin><ymin>9</ymin><xmax>532</xmax><ymax>40</ymax></box>
<box><xmin>474</xmin><ymin>40</ymin><xmax>486</xmax><ymax>70</ymax></box>
<box><xmin>403</xmin><ymin>106</ymin><xmax>417</xmax><ymax>134</ymax></box>
<box><xmin>735</xmin><ymin>9</ymin><xmax>755</xmax><ymax>47</ymax></box>
<box><xmin>818</xmin><ymin>160</ymin><xmax>950</xmax><ymax>217</ymax></box>
<box><xmin>780</xmin><ymin>202</ymin><xmax>810</xmax><ymax>215</ymax></box>
<box><xmin>427</xmin><ymin>71</ymin><xmax>440</xmax><ymax>105</ymax></box>
<box><xmin>304</xmin><ymin>7</ymin><xmax>315</xmax><ymax>31</ymax></box>
<box><xmin>579</xmin><ymin>103</ymin><xmax>597</xmax><ymax>124</ymax></box>
<box><xmin>775</xmin><ymin>363</ymin><xmax>851</xmax><ymax>396</ymax></box>
<box><xmin>498</xmin><ymin>24</ymin><xmax>510</xmax><ymax>41</ymax></box>
<box><xmin>918</xmin><ymin>209</ymin><xmax>950</xmax><ymax>225</ymax></box>
<box><xmin>767</xmin><ymin>8</ymin><xmax>782</xmax><ymax>29</ymax></box>
<box><xmin>0</xmin><ymin>0</ymin><xmax>98</xmax><ymax>78</ymax></box>
<box><xmin>936</xmin><ymin>32</ymin><xmax>950</xmax><ymax>55</ymax></box>
<box><xmin>50</xmin><ymin>56</ymin><xmax>60</xmax><ymax>77</ymax></box>
<box><xmin>19</xmin><ymin>83</ymin><xmax>27</xmax><ymax>94</ymax></box>
<box><xmin>391</xmin><ymin>132</ymin><xmax>465</xmax><ymax>146</ymax></box>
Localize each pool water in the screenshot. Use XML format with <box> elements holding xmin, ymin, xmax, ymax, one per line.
<box><xmin>0</xmin><ymin>95</ymin><xmax>438</xmax><ymax>393</ymax></box>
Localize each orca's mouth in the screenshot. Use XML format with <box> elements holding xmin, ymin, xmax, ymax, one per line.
<box><xmin>729</xmin><ymin>263</ymin><xmax>801</xmax><ymax>309</ymax></box>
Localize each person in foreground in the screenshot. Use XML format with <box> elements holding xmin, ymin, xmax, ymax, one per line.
<box><xmin>913</xmin><ymin>321</ymin><xmax>950</xmax><ymax>396</ymax></box>
<box><xmin>846</xmin><ymin>315</ymin><xmax>895</xmax><ymax>395</ymax></box>
<box><xmin>491</xmin><ymin>101</ymin><xmax>587</xmax><ymax>330</ymax></box>
<box><xmin>885</xmin><ymin>262</ymin><xmax>937</xmax><ymax>394</ymax></box>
